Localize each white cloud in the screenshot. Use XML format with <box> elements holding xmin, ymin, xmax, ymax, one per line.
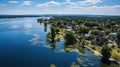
<box><xmin>36</xmin><ymin>0</ymin><xmax>77</xmax><ymax>8</ymax></box>
<box><xmin>66</xmin><ymin>0</ymin><xmax>71</xmax><ymax>2</ymax></box>
<box><xmin>9</xmin><ymin>1</ymin><xmax>18</xmax><ymax>4</ymax></box>
<box><xmin>36</xmin><ymin>4</ymin><xmax>47</xmax><ymax>8</ymax></box>
<box><xmin>79</xmin><ymin>0</ymin><xmax>103</xmax><ymax>6</ymax></box>
<box><xmin>62</xmin><ymin>0</ymin><xmax>78</xmax><ymax>7</ymax></box>
<box><xmin>23</xmin><ymin>1</ymin><xmax>32</xmax><ymax>5</ymax></box>
<box><xmin>62</xmin><ymin>1</ymin><xmax>77</xmax><ymax>6</ymax></box>
<box><xmin>46</xmin><ymin>0</ymin><xmax>60</xmax><ymax>6</ymax></box>
<box><xmin>36</xmin><ymin>0</ymin><xmax>60</xmax><ymax>8</ymax></box>
<box><xmin>1</xmin><ymin>5</ymin><xmax>120</xmax><ymax>15</ymax></box>
<box><xmin>35</xmin><ymin>5</ymin><xmax>120</xmax><ymax>15</ymax></box>
<box><xmin>0</xmin><ymin>4</ymin><xmax>6</xmax><ymax>6</ymax></box>
<box><xmin>68</xmin><ymin>5</ymin><xmax>120</xmax><ymax>15</ymax></box>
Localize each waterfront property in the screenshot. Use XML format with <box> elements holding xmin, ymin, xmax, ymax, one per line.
<box><xmin>0</xmin><ymin>16</ymin><xmax>119</xmax><ymax>67</ymax></box>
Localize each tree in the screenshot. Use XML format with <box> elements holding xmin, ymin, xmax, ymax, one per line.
<box><xmin>101</xmin><ymin>46</ymin><xmax>111</xmax><ymax>63</ymax></box>
<box><xmin>49</xmin><ymin>18</ymin><xmax>55</xmax><ymax>23</ymax></box>
<box><xmin>117</xmin><ymin>32</ymin><xmax>120</xmax><ymax>46</ymax></box>
<box><xmin>64</xmin><ymin>32</ymin><xmax>77</xmax><ymax>45</ymax></box>
<box><xmin>97</xmin><ymin>26</ymin><xmax>103</xmax><ymax>30</ymax></box>
<box><xmin>105</xmin><ymin>30</ymin><xmax>111</xmax><ymax>35</ymax></box>
<box><xmin>44</xmin><ymin>22</ymin><xmax>47</xmax><ymax>32</ymax></box>
<box><xmin>117</xmin><ymin>32</ymin><xmax>120</xmax><ymax>42</ymax></box>
<box><xmin>84</xmin><ymin>22</ymin><xmax>99</xmax><ymax>27</ymax></box>
<box><xmin>91</xmin><ymin>29</ymin><xmax>100</xmax><ymax>35</ymax></box>
<box><xmin>79</xmin><ymin>25</ymin><xmax>89</xmax><ymax>34</ymax></box>
<box><xmin>37</xmin><ymin>18</ymin><xmax>44</xmax><ymax>23</ymax></box>
<box><xmin>50</xmin><ymin>26</ymin><xmax>56</xmax><ymax>43</ymax></box>
<box><xmin>55</xmin><ymin>28</ymin><xmax>60</xmax><ymax>34</ymax></box>
<box><xmin>44</xmin><ymin>22</ymin><xmax>47</xmax><ymax>27</ymax></box>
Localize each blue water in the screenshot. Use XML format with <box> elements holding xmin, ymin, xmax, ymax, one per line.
<box><xmin>0</xmin><ymin>17</ymin><xmax>118</xmax><ymax>67</ymax></box>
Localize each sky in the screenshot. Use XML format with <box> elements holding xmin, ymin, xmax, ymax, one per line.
<box><xmin>0</xmin><ymin>0</ymin><xmax>120</xmax><ymax>15</ymax></box>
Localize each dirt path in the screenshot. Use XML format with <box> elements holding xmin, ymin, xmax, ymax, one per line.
<box><xmin>81</xmin><ymin>45</ymin><xmax>120</xmax><ymax>65</ymax></box>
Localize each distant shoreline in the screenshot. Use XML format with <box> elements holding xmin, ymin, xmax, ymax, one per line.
<box><xmin>0</xmin><ymin>15</ymin><xmax>41</xmax><ymax>18</ymax></box>
<box><xmin>0</xmin><ymin>14</ymin><xmax>120</xmax><ymax>18</ymax></box>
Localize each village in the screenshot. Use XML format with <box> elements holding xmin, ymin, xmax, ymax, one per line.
<box><xmin>37</xmin><ymin>16</ymin><xmax>120</xmax><ymax>64</ymax></box>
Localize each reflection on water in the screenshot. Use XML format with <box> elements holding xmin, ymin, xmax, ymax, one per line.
<box><xmin>0</xmin><ymin>17</ymin><xmax>119</xmax><ymax>67</ymax></box>
<box><xmin>29</xmin><ymin>34</ymin><xmax>41</xmax><ymax>45</ymax></box>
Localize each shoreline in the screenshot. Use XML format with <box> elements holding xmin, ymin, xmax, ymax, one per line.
<box><xmin>83</xmin><ymin>45</ymin><xmax>120</xmax><ymax>65</ymax></box>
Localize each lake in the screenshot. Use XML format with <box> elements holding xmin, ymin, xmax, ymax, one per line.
<box><xmin>0</xmin><ymin>17</ymin><xmax>119</xmax><ymax>67</ymax></box>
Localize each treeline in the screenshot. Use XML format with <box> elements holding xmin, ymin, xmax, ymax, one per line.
<box><xmin>0</xmin><ymin>15</ymin><xmax>41</xmax><ymax>18</ymax></box>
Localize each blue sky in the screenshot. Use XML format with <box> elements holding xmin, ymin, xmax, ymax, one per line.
<box><xmin>0</xmin><ymin>0</ymin><xmax>120</xmax><ymax>15</ymax></box>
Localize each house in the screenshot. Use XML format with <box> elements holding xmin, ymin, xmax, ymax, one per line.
<box><xmin>99</xmin><ymin>31</ymin><xmax>105</xmax><ymax>36</ymax></box>
<box><xmin>72</xmin><ymin>25</ymin><xmax>79</xmax><ymax>30</ymax></box>
<box><xmin>84</xmin><ymin>34</ymin><xmax>90</xmax><ymax>40</ymax></box>
<box><xmin>77</xmin><ymin>36</ymin><xmax>81</xmax><ymax>39</ymax></box>
<box><xmin>64</xmin><ymin>25</ymin><xmax>71</xmax><ymax>29</ymax></box>
<box><xmin>94</xmin><ymin>35</ymin><xmax>108</xmax><ymax>45</ymax></box>
<box><xmin>66</xmin><ymin>28</ymin><xmax>72</xmax><ymax>31</ymax></box>
<box><xmin>108</xmin><ymin>33</ymin><xmax>117</xmax><ymax>39</ymax></box>
<box><xmin>107</xmin><ymin>42</ymin><xmax>117</xmax><ymax>47</ymax></box>
<box><xmin>93</xmin><ymin>26</ymin><xmax>98</xmax><ymax>29</ymax></box>
<box><xmin>64</xmin><ymin>25</ymin><xmax>73</xmax><ymax>31</ymax></box>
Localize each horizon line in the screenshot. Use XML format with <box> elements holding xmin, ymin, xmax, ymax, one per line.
<box><xmin>0</xmin><ymin>14</ymin><xmax>120</xmax><ymax>16</ymax></box>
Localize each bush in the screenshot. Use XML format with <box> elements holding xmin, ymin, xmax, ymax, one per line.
<box><xmin>84</xmin><ymin>22</ymin><xmax>99</xmax><ymax>27</ymax></box>
<box><xmin>117</xmin><ymin>32</ymin><xmax>120</xmax><ymax>42</ymax></box>
<box><xmin>101</xmin><ymin>46</ymin><xmax>111</xmax><ymax>62</ymax></box>
<box><xmin>50</xmin><ymin>26</ymin><xmax>56</xmax><ymax>42</ymax></box>
<box><xmin>91</xmin><ymin>29</ymin><xmax>100</xmax><ymax>35</ymax></box>
<box><xmin>105</xmin><ymin>30</ymin><xmax>111</xmax><ymax>35</ymax></box>
<box><xmin>64</xmin><ymin>31</ymin><xmax>77</xmax><ymax>45</ymax></box>
<box><xmin>55</xmin><ymin>28</ymin><xmax>60</xmax><ymax>34</ymax></box>
<box><xmin>79</xmin><ymin>25</ymin><xmax>89</xmax><ymax>34</ymax></box>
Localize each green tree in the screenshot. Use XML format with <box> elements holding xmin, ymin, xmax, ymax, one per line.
<box><xmin>105</xmin><ymin>30</ymin><xmax>111</xmax><ymax>35</ymax></box>
<box><xmin>79</xmin><ymin>25</ymin><xmax>89</xmax><ymax>34</ymax></box>
<box><xmin>55</xmin><ymin>28</ymin><xmax>60</xmax><ymax>34</ymax></box>
<box><xmin>91</xmin><ymin>29</ymin><xmax>100</xmax><ymax>35</ymax></box>
<box><xmin>44</xmin><ymin>22</ymin><xmax>47</xmax><ymax>27</ymax></box>
<box><xmin>97</xmin><ymin>26</ymin><xmax>103</xmax><ymax>30</ymax></box>
<box><xmin>50</xmin><ymin>26</ymin><xmax>56</xmax><ymax>43</ymax></box>
<box><xmin>117</xmin><ymin>32</ymin><xmax>120</xmax><ymax>42</ymax></box>
<box><xmin>64</xmin><ymin>32</ymin><xmax>77</xmax><ymax>45</ymax></box>
<box><xmin>44</xmin><ymin>22</ymin><xmax>47</xmax><ymax>32</ymax></box>
<box><xmin>101</xmin><ymin>46</ymin><xmax>111</xmax><ymax>62</ymax></box>
<box><xmin>84</xmin><ymin>22</ymin><xmax>99</xmax><ymax>27</ymax></box>
<box><xmin>117</xmin><ymin>32</ymin><xmax>120</xmax><ymax>46</ymax></box>
<box><xmin>37</xmin><ymin>18</ymin><xmax>44</xmax><ymax>23</ymax></box>
<box><xmin>49</xmin><ymin>18</ymin><xmax>55</xmax><ymax>23</ymax></box>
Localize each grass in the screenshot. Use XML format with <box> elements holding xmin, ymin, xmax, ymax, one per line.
<box><xmin>55</xmin><ymin>28</ymin><xmax>65</xmax><ymax>41</ymax></box>
<box><xmin>64</xmin><ymin>45</ymin><xmax>75</xmax><ymax>52</ymax></box>
<box><xmin>111</xmin><ymin>46</ymin><xmax>120</xmax><ymax>61</ymax></box>
<box><xmin>46</xmin><ymin>28</ymin><xmax>65</xmax><ymax>42</ymax></box>
<box><xmin>86</xmin><ymin>43</ymin><xmax>102</xmax><ymax>53</ymax></box>
<box><xmin>90</xmin><ymin>44</ymin><xmax>120</xmax><ymax>61</ymax></box>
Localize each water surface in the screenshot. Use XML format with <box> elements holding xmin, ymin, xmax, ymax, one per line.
<box><xmin>0</xmin><ymin>17</ymin><xmax>119</xmax><ymax>67</ymax></box>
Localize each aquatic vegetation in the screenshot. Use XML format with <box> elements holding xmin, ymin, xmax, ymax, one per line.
<box><xmin>50</xmin><ymin>64</ymin><xmax>56</xmax><ymax>67</ymax></box>
<box><xmin>71</xmin><ymin>62</ymin><xmax>80</xmax><ymax>67</ymax></box>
